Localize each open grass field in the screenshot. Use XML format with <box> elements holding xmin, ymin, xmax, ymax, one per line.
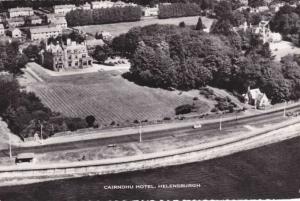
<box><xmin>23</xmin><ymin>63</ymin><xmax>210</xmax><ymax>125</ymax></box>
<box><xmin>75</xmin><ymin>16</ymin><xmax>214</xmax><ymax>37</ymax></box>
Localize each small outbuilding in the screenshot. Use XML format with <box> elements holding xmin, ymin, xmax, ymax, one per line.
<box><xmin>15</xmin><ymin>153</ymin><xmax>35</xmax><ymax>164</ymax></box>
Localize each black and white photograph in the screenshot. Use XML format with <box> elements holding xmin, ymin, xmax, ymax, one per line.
<box><xmin>0</xmin><ymin>0</ymin><xmax>300</xmax><ymax>200</ymax></box>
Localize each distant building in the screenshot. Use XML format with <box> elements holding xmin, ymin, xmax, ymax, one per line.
<box><xmin>91</xmin><ymin>1</ymin><xmax>114</xmax><ymax>9</ymax></box>
<box><xmin>46</xmin><ymin>13</ymin><xmax>65</xmax><ymax>24</ymax></box>
<box><xmin>86</xmin><ymin>39</ymin><xmax>105</xmax><ymax>52</ymax></box>
<box><xmin>143</xmin><ymin>6</ymin><xmax>159</xmax><ymax>17</ymax></box>
<box><xmin>113</xmin><ymin>1</ymin><xmax>127</xmax><ymax>7</ymax></box>
<box><xmin>8</xmin><ymin>7</ymin><xmax>34</xmax><ymax>18</ymax></box>
<box><xmin>239</xmin><ymin>0</ymin><xmax>248</xmax><ymax>6</ymax></box>
<box><xmin>26</xmin><ymin>15</ymin><xmax>43</xmax><ymax>25</ymax></box>
<box><xmin>243</xmin><ymin>87</ymin><xmax>270</xmax><ymax>109</ymax></box>
<box><xmin>40</xmin><ymin>39</ymin><xmax>93</xmax><ymax>71</ymax></box>
<box><xmin>0</xmin><ymin>24</ymin><xmax>5</xmax><ymax>35</ymax></box>
<box><xmin>79</xmin><ymin>2</ymin><xmax>91</xmax><ymax>10</ymax></box>
<box><xmin>236</xmin><ymin>20</ymin><xmax>281</xmax><ymax>43</ymax></box>
<box><xmin>51</xmin><ymin>17</ymin><xmax>67</xmax><ymax>30</ymax></box>
<box><xmin>100</xmin><ymin>31</ymin><xmax>113</xmax><ymax>42</ymax></box>
<box><xmin>7</xmin><ymin>28</ymin><xmax>22</xmax><ymax>38</ymax></box>
<box><xmin>53</xmin><ymin>4</ymin><xmax>76</xmax><ymax>15</ymax></box>
<box><xmin>6</xmin><ymin>17</ymin><xmax>25</xmax><ymax>27</ymax></box>
<box><xmin>29</xmin><ymin>25</ymin><xmax>62</xmax><ymax>40</ymax></box>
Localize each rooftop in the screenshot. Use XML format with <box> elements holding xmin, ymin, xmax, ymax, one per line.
<box><xmin>54</xmin><ymin>4</ymin><xmax>76</xmax><ymax>9</ymax></box>
<box><xmin>16</xmin><ymin>153</ymin><xmax>35</xmax><ymax>159</ymax></box>
<box><xmin>8</xmin><ymin>7</ymin><xmax>33</xmax><ymax>12</ymax></box>
<box><xmin>30</xmin><ymin>25</ymin><xmax>60</xmax><ymax>34</ymax></box>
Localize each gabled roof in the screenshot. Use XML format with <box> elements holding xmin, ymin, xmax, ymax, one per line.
<box><xmin>248</xmin><ymin>88</ymin><xmax>261</xmax><ymax>99</ymax></box>
<box><xmin>30</xmin><ymin>25</ymin><xmax>60</xmax><ymax>34</ymax></box>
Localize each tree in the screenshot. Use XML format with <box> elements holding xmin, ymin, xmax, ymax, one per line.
<box><xmin>85</xmin><ymin>115</ymin><xmax>96</xmax><ymax>127</ymax></box>
<box><xmin>23</xmin><ymin>45</ymin><xmax>40</xmax><ymax>60</ymax></box>
<box><xmin>210</xmin><ymin>19</ymin><xmax>233</xmax><ymax>36</ymax></box>
<box><xmin>196</xmin><ymin>17</ymin><xmax>205</xmax><ymax>30</ymax></box>
<box><xmin>248</xmin><ymin>0</ymin><xmax>265</xmax><ymax>8</ymax></box>
<box><xmin>93</xmin><ymin>45</ymin><xmax>113</xmax><ymax>63</ymax></box>
<box><xmin>179</xmin><ymin>21</ymin><xmax>186</xmax><ymax>28</ymax></box>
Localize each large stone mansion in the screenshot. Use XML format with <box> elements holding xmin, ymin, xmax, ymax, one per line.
<box><xmin>39</xmin><ymin>39</ymin><xmax>93</xmax><ymax>71</ymax></box>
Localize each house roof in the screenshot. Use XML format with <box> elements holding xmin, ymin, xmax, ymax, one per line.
<box><xmin>8</xmin><ymin>27</ymin><xmax>21</xmax><ymax>32</ymax></box>
<box><xmin>54</xmin><ymin>4</ymin><xmax>76</xmax><ymax>9</ymax></box>
<box><xmin>28</xmin><ymin>15</ymin><xmax>42</xmax><ymax>21</ymax></box>
<box><xmin>16</xmin><ymin>152</ymin><xmax>35</xmax><ymax>159</ymax></box>
<box><xmin>30</xmin><ymin>25</ymin><xmax>60</xmax><ymax>34</ymax></box>
<box><xmin>86</xmin><ymin>39</ymin><xmax>105</xmax><ymax>47</ymax></box>
<box><xmin>7</xmin><ymin>17</ymin><xmax>24</xmax><ymax>23</ymax></box>
<box><xmin>248</xmin><ymin>88</ymin><xmax>262</xmax><ymax>99</ymax></box>
<box><xmin>8</xmin><ymin>7</ymin><xmax>33</xmax><ymax>12</ymax></box>
<box><xmin>0</xmin><ymin>24</ymin><xmax>4</xmax><ymax>29</ymax></box>
<box><xmin>52</xmin><ymin>17</ymin><xmax>67</xmax><ymax>25</ymax></box>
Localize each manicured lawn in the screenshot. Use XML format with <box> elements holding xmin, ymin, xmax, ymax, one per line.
<box><xmin>75</xmin><ymin>16</ymin><xmax>214</xmax><ymax>37</ymax></box>
<box><xmin>23</xmin><ymin>65</ymin><xmax>210</xmax><ymax>126</ymax></box>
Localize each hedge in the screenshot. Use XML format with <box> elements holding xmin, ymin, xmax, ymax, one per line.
<box><xmin>66</xmin><ymin>6</ymin><xmax>143</xmax><ymax>26</ymax></box>
<box><xmin>158</xmin><ymin>3</ymin><xmax>200</xmax><ymax>19</ymax></box>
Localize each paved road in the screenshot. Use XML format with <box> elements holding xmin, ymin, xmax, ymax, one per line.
<box><xmin>1</xmin><ymin>105</ymin><xmax>299</xmax><ymax>158</ymax></box>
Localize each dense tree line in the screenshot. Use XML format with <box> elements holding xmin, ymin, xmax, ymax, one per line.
<box><xmin>112</xmin><ymin>23</ymin><xmax>300</xmax><ymax>104</ymax></box>
<box><xmin>270</xmin><ymin>4</ymin><xmax>300</xmax><ymax>45</ymax></box>
<box><xmin>158</xmin><ymin>3</ymin><xmax>200</xmax><ymax>19</ymax></box>
<box><xmin>66</xmin><ymin>6</ymin><xmax>142</xmax><ymax>27</ymax></box>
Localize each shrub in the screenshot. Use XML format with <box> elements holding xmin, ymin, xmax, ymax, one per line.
<box><xmin>211</xmin><ymin>107</ymin><xmax>218</xmax><ymax>113</ymax></box>
<box><xmin>163</xmin><ymin>117</ymin><xmax>171</xmax><ymax>120</ymax></box>
<box><xmin>175</xmin><ymin>104</ymin><xmax>194</xmax><ymax>115</ymax></box>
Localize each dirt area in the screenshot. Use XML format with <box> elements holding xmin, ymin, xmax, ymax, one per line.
<box><xmin>270</xmin><ymin>41</ymin><xmax>300</xmax><ymax>61</ymax></box>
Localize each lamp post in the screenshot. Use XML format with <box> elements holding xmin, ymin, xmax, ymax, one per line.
<box><xmin>219</xmin><ymin>113</ymin><xmax>223</xmax><ymax>131</ymax></box>
<box><xmin>9</xmin><ymin>131</ymin><xmax>12</xmax><ymax>159</ymax></box>
<box><xmin>283</xmin><ymin>100</ymin><xmax>287</xmax><ymax>117</ymax></box>
<box><xmin>139</xmin><ymin>121</ymin><xmax>142</xmax><ymax>143</ymax></box>
<box><xmin>38</xmin><ymin>120</ymin><xmax>44</xmax><ymax>144</ymax></box>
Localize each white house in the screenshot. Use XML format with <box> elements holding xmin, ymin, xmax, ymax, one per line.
<box><xmin>29</xmin><ymin>25</ymin><xmax>62</xmax><ymax>40</ymax></box>
<box><xmin>53</xmin><ymin>4</ymin><xmax>76</xmax><ymax>15</ymax></box>
<box><xmin>143</xmin><ymin>6</ymin><xmax>159</xmax><ymax>17</ymax></box>
<box><xmin>7</xmin><ymin>28</ymin><xmax>22</xmax><ymax>38</ymax></box>
<box><xmin>6</xmin><ymin>17</ymin><xmax>25</xmax><ymax>27</ymax></box>
<box><xmin>91</xmin><ymin>1</ymin><xmax>114</xmax><ymax>9</ymax></box>
<box><xmin>79</xmin><ymin>2</ymin><xmax>91</xmax><ymax>10</ymax></box>
<box><xmin>243</xmin><ymin>87</ymin><xmax>270</xmax><ymax>109</ymax></box>
<box><xmin>8</xmin><ymin>7</ymin><xmax>34</xmax><ymax>18</ymax></box>
<box><xmin>51</xmin><ymin>18</ymin><xmax>68</xmax><ymax>30</ymax></box>
<box><xmin>0</xmin><ymin>24</ymin><xmax>5</xmax><ymax>35</ymax></box>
